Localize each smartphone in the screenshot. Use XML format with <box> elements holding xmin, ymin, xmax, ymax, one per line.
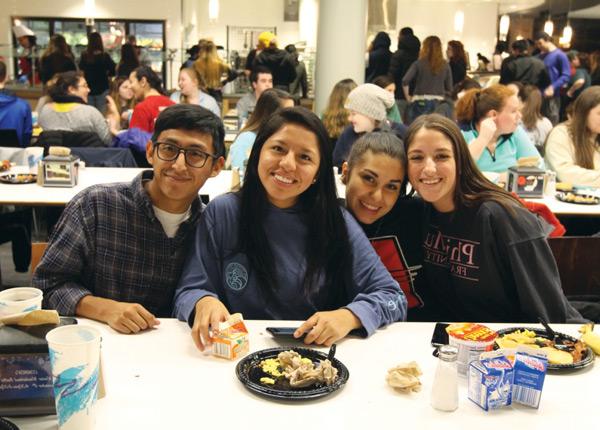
<box><xmin>266</xmin><ymin>327</ymin><xmax>305</xmax><ymax>340</ymax></box>
<box><xmin>430</xmin><ymin>322</ymin><xmax>450</xmax><ymax>347</ymax></box>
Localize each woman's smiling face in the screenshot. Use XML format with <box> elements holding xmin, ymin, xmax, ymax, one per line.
<box><xmin>407</xmin><ymin>127</ymin><xmax>457</xmax><ymax>213</ymax></box>
<box><xmin>258</xmin><ymin>123</ymin><xmax>321</xmax><ymax>209</ymax></box>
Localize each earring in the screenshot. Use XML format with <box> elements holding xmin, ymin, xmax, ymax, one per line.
<box><xmin>312</xmin><ymin>178</ymin><xmax>317</xmax><ymax>184</ymax></box>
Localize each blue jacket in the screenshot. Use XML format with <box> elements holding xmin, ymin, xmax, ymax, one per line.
<box><xmin>173</xmin><ymin>193</ymin><xmax>407</xmax><ymax>335</ymax></box>
<box><xmin>0</xmin><ymin>90</ymin><xmax>32</xmax><ymax>147</ymax></box>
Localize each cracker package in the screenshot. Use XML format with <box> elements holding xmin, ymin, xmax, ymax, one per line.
<box><xmin>211</xmin><ymin>313</ymin><xmax>249</xmax><ymax>360</ymax></box>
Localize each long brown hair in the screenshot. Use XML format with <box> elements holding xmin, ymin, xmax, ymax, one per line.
<box><xmin>405</xmin><ymin>114</ymin><xmax>522</xmax><ymax>212</ymax></box>
<box><xmin>322</xmin><ymin>79</ymin><xmax>358</xmax><ymax>139</ymax></box>
<box><xmin>193</xmin><ymin>40</ymin><xmax>230</xmax><ymax>89</ymax></box>
<box><xmin>447</xmin><ymin>40</ymin><xmax>467</xmax><ymax>65</ymax></box>
<box><xmin>455</xmin><ymin>84</ymin><xmax>514</xmax><ymax>125</ymax></box>
<box><xmin>109</xmin><ymin>76</ymin><xmax>135</xmax><ymax>115</ymax></box>
<box><xmin>568</xmin><ymin>86</ymin><xmax>600</xmax><ymax>169</ymax></box>
<box><xmin>42</xmin><ymin>34</ymin><xmax>73</xmax><ymax>59</ymax></box>
<box><xmin>419</xmin><ymin>36</ymin><xmax>446</xmax><ymax>75</ymax></box>
<box><xmin>520</xmin><ymin>85</ymin><xmax>544</xmax><ymax>130</ymax></box>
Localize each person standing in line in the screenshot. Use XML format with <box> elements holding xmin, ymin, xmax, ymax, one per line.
<box><xmin>402</xmin><ymin>36</ymin><xmax>453</xmax><ymax>124</ymax></box>
<box><xmin>79</xmin><ymin>32</ymin><xmax>116</xmax><ymax>114</ymax></box>
<box><xmin>366</xmin><ymin>32</ymin><xmax>392</xmax><ymax>83</ymax></box>
<box><xmin>534</xmin><ymin>32</ymin><xmax>570</xmax><ymax>125</ymax></box>
<box><xmin>40</xmin><ymin>34</ymin><xmax>77</xmax><ymax>86</ymax></box>
<box><xmin>116</xmin><ymin>42</ymin><xmax>140</xmax><ymax>78</ymax></box>
<box><xmin>388</xmin><ymin>27</ymin><xmax>421</xmax><ymax>122</ymax></box>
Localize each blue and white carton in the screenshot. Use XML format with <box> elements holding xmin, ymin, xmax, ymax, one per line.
<box><xmin>468</xmin><ymin>352</ymin><xmax>514</xmax><ymax>411</ymax></box>
<box><xmin>512</xmin><ymin>348</ymin><xmax>548</xmax><ymax>409</ymax></box>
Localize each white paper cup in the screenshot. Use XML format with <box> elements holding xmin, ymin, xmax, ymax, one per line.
<box><xmin>46</xmin><ymin>325</ymin><xmax>102</xmax><ymax>430</ymax></box>
<box><xmin>0</xmin><ymin>287</ymin><xmax>43</xmax><ymax>317</ymax></box>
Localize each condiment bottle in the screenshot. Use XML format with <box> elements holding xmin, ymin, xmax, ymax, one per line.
<box><xmin>431</xmin><ymin>345</ymin><xmax>459</xmax><ymax>412</ymax></box>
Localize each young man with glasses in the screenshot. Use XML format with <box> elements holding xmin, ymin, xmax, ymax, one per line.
<box><xmin>33</xmin><ymin>104</ymin><xmax>225</xmax><ymax>333</ymax></box>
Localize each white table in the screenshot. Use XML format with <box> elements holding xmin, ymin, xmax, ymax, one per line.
<box><xmin>0</xmin><ymin>167</ymin><xmax>234</xmax><ymax>206</ymax></box>
<box><xmin>9</xmin><ymin>319</ymin><xmax>597</xmax><ymax>430</ymax></box>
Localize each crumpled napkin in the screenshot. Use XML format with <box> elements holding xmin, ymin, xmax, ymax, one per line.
<box><xmin>386</xmin><ymin>361</ymin><xmax>423</xmax><ymax>393</ymax></box>
<box><xmin>0</xmin><ymin>309</ymin><xmax>60</xmax><ymax>327</ymax></box>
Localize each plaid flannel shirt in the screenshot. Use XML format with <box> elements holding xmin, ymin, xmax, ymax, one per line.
<box><xmin>32</xmin><ymin>171</ymin><xmax>203</xmax><ymax>317</ymax></box>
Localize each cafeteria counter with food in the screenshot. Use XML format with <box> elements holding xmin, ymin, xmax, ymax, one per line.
<box><xmin>8</xmin><ymin>319</ymin><xmax>599</xmax><ymax>430</ymax></box>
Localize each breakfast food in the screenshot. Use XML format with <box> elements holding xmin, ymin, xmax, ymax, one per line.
<box><xmin>259</xmin><ymin>350</ymin><xmax>338</xmax><ymax>388</ymax></box>
<box><xmin>495</xmin><ymin>329</ymin><xmax>587</xmax><ymax>365</ymax></box>
<box><xmin>557</xmin><ymin>191</ymin><xmax>599</xmax><ymax>204</ymax></box>
<box><xmin>0</xmin><ymin>159</ymin><xmax>10</xmax><ymax>172</ymax></box>
<box><xmin>517</xmin><ymin>156</ymin><xmax>540</xmax><ymax>167</ymax></box>
<box><xmin>555</xmin><ymin>182</ymin><xmax>573</xmax><ymax>192</ymax></box>
<box><xmin>386</xmin><ymin>361</ymin><xmax>422</xmax><ymax>393</ymax></box>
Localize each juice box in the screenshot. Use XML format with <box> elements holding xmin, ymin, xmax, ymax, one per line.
<box><xmin>211</xmin><ymin>313</ymin><xmax>249</xmax><ymax>360</ymax></box>
<box><xmin>468</xmin><ymin>353</ymin><xmax>514</xmax><ymax>411</ymax></box>
<box><xmin>512</xmin><ymin>348</ymin><xmax>548</xmax><ymax>409</ymax></box>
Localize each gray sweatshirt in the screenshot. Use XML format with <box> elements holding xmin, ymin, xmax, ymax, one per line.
<box><xmin>39</xmin><ymin>102</ymin><xmax>112</xmax><ymax>146</ymax></box>
<box><xmin>402</xmin><ymin>59</ymin><xmax>453</xmax><ymax>97</ymax></box>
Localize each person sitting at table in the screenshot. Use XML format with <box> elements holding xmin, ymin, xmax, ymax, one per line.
<box><xmin>38</xmin><ymin>71</ymin><xmax>112</xmax><ymax>146</ymax></box>
<box><xmin>106</xmin><ymin>76</ymin><xmax>136</xmax><ymax>135</ymax></box>
<box><xmin>128</xmin><ymin>66</ymin><xmax>175</xmax><ymax>133</ymax></box>
<box><xmin>226</xmin><ymin>88</ymin><xmax>294</xmax><ymax>171</ymax></box>
<box><xmin>404</xmin><ymin>113</ymin><xmax>582</xmax><ymax>323</ymax></box>
<box><xmin>0</xmin><ymin>60</ymin><xmax>32</xmax><ymax>147</ymax></box>
<box><xmin>332</xmin><ymin>83</ymin><xmax>407</xmax><ymax>170</ymax></box>
<box><xmin>341</xmin><ymin>132</ymin><xmax>437</xmax><ymax>321</ymax></box>
<box><xmin>173</xmin><ymin>107</ymin><xmax>406</xmax><ymax>351</ymax></box>
<box><xmin>235</xmin><ymin>66</ymin><xmax>273</xmax><ymax>123</ymax></box>
<box><xmin>545</xmin><ymin>86</ymin><xmax>600</xmax><ymax>187</ymax></box>
<box><xmin>170</xmin><ymin>68</ymin><xmax>221</xmax><ymax>119</ymax></box>
<box><xmin>456</xmin><ymin>84</ymin><xmax>544</xmax><ymax>183</ymax></box>
<box><xmin>33</xmin><ymin>104</ymin><xmax>225</xmax><ymax>334</ymax></box>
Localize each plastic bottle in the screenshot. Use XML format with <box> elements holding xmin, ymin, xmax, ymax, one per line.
<box><xmin>431</xmin><ymin>345</ymin><xmax>459</xmax><ymax>412</ymax></box>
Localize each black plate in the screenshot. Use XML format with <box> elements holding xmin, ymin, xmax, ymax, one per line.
<box><xmin>0</xmin><ymin>173</ymin><xmax>37</xmax><ymax>184</ymax></box>
<box><xmin>495</xmin><ymin>327</ymin><xmax>595</xmax><ymax>371</ymax></box>
<box><xmin>555</xmin><ymin>191</ymin><xmax>599</xmax><ymax>205</ymax></box>
<box><xmin>236</xmin><ymin>346</ymin><xmax>349</xmax><ymax>400</ymax></box>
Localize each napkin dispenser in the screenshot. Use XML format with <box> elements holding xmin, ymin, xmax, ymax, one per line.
<box><xmin>41</xmin><ymin>155</ymin><xmax>79</xmax><ymax>187</ymax></box>
<box><xmin>506</xmin><ymin>166</ymin><xmax>546</xmax><ymax>198</ymax></box>
<box><xmin>0</xmin><ymin>317</ymin><xmax>76</xmax><ymax>416</ymax></box>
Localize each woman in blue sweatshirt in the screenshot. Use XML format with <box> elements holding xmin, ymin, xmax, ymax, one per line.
<box><xmin>174</xmin><ymin>107</ymin><xmax>406</xmax><ymax>351</ymax></box>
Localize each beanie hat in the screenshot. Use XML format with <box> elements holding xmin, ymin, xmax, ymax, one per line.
<box><xmin>258</xmin><ymin>31</ymin><xmax>276</xmax><ymax>48</ymax></box>
<box><xmin>345</xmin><ymin>83</ymin><xmax>395</xmax><ymax>122</ymax></box>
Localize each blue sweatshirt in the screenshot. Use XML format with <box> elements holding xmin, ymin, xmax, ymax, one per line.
<box><xmin>0</xmin><ymin>90</ymin><xmax>32</xmax><ymax>147</ymax></box>
<box><xmin>173</xmin><ymin>193</ymin><xmax>407</xmax><ymax>335</ymax></box>
<box><xmin>539</xmin><ymin>49</ymin><xmax>570</xmax><ymax>92</ymax></box>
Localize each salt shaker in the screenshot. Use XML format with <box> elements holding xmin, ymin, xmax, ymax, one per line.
<box><xmin>431</xmin><ymin>345</ymin><xmax>459</xmax><ymax>412</ymax></box>
<box><xmin>544</xmin><ymin>170</ymin><xmax>557</xmax><ymax>197</ymax></box>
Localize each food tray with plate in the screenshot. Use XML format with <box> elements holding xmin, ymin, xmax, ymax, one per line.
<box><xmin>555</xmin><ymin>190</ymin><xmax>599</xmax><ymax>205</ymax></box>
<box><xmin>236</xmin><ymin>346</ymin><xmax>349</xmax><ymax>400</ymax></box>
<box><xmin>0</xmin><ymin>173</ymin><xmax>37</xmax><ymax>184</ymax></box>
<box><xmin>494</xmin><ymin>327</ymin><xmax>595</xmax><ymax>371</ymax></box>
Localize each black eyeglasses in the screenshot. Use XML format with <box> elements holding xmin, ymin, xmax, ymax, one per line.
<box><xmin>154</xmin><ymin>142</ymin><xmax>217</xmax><ymax>168</ymax></box>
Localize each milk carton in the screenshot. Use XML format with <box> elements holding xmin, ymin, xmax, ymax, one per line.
<box><xmin>211</xmin><ymin>313</ymin><xmax>249</xmax><ymax>360</ymax></box>
<box><xmin>512</xmin><ymin>348</ymin><xmax>548</xmax><ymax>409</ymax></box>
<box><xmin>468</xmin><ymin>353</ymin><xmax>514</xmax><ymax>411</ymax></box>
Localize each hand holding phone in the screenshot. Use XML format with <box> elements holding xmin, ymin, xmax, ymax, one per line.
<box><xmin>266</xmin><ymin>327</ymin><xmax>305</xmax><ymax>341</ymax></box>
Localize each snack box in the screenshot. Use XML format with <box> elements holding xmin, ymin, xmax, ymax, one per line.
<box><xmin>506</xmin><ymin>166</ymin><xmax>545</xmax><ymax>198</ymax></box>
<box><xmin>211</xmin><ymin>313</ymin><xmax>249</xmax><ymax>360</ymax></box>
<box><xmin>468</xmin><ymin>354</ymin><xmax>514</xmax><ymax>411</ymax></box>
<box><xmin>512</xmin><ymin>348</ymin><xmax>547</xmax><ymax>409</ymax></box>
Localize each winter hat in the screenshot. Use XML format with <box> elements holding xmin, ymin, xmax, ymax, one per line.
<box><xmin>345</xmin><ymin>83</ymin><xmax>395</xmax><ymax>122</ymax></box>
<box><xmin>258</xmin><ymin>31</ymin><xmax>276</xmax><ymax>48</ymax></box>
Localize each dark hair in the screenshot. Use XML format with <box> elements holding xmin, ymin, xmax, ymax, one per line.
<box><xmin>535</xmin><ymin>32</ymin><xmax>552</xmax><ymax>42</ymax></box>
<box><xmin>243</xmin><ymin>88</ymin><xmax>293</xmax><ymax>133</ymax></box>
<box><xmin>250</xmin><ymin>66</ymin><xmax>272</xmax><ymax>84</ymax></box>
<box><xmin>133</xmin><ymin>66</ymin><xmax>165</xmax><ymax>95</ymax></box>
<box><xmin>520</xmin><ymin>85</ymin><xmax>543</xmax><ymax>130</ymax></box>
<box><xmin>372</xmin><ymin>75</ymin><xmax>395</xmax><ymax>89</ymax></box>
<box><xmin>119</xmin><ymin>43</ymin><xmax>140</xmax><ymax>70</ymax></box>
<box><xmin>494</xmin><ymin>41</ymin><xmax>508</xmax><ymax>55</ymax></box>
<box><xmin>43</xmin><ymin>34</ymin><xmax>73</xmax><ymax>59</ymax></box>
<box><xmin>0</xmin><ymin>61</ymin><xmax>6</xmax><ymax>81</ymax></box>
<box><xmin>511</xmin><ymin>39</ymin><xmax>529</xmax><ymax>54</ymax></box>
<box><xmin>448</xmin><ymin>40</ymin><xmax>468</xmax><ymax>65</ymax></box>
<box><xmin>186</xmin><ymin>44</ymin><xmax>200</xmax><ymax>57</ymax></box>
<box><xmin>239</xmin><ymin>107</ymin><xmax>353</xmax><ymax>309</ymax></box>
<box><xmin>151</xmin><ymin>104</ymin><xmax>225</xmax><ymax>158</ymax></box>
<box><xmin>85</xmin><ymin>32</ymin><xmax>104</xmax><ymax>56</ymax></box>
<box><xmin>400</xmin><ymin>27</ymin><xmax>414</xmax><ymax>36</ymax></box>
<box><xmin>48</xmin><ymin>71</ymin><xmax>84</xmax><ymax>100</ymax></box>
<box><xmin>405</xmin><ymin>114</ymin><xmax>522</xmax><ymax>212</ymax></box>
